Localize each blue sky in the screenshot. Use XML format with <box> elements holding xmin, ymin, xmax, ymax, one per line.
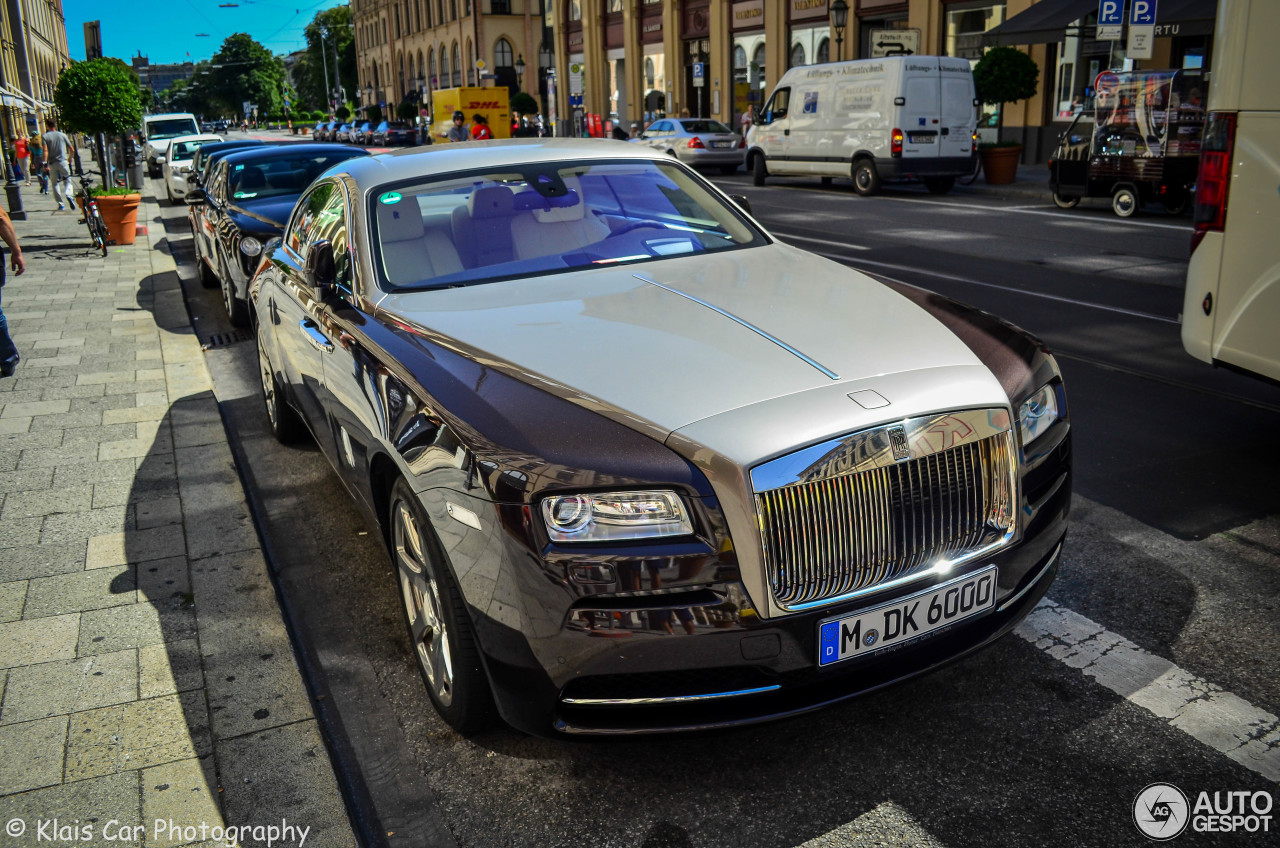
<box><xmin>64</xmin><ymin>0</ymin><xmax>342</xmax><ymax>65</ymax></box>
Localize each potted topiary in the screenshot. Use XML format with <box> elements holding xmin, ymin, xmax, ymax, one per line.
<box><xmin>53</xmin><ymin>58</ymin><xmax>144</xmax><ymax>244</ymax></box>
<box><xmin>972</xmin><ymin>46</ymin><xmax>1040</xmax><ymax>185</ymax></box>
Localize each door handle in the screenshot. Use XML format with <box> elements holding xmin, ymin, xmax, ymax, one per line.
<box><xmin>299</xmin><ymin>319</ymin><xmax>334</xmax><ymax>353</ymax></box>
<box><xmin>784</xmin><ymin>129</ymin><xmax>790</xmax><ymax>136</ymax></box>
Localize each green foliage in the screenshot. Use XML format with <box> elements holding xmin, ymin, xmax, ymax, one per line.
<box><xmin>973</xmin><ymin>47</ymin><xmax>1039</xmax><ymax>108</ymax></box>
<box><xmin>510</xmin><ymin>92</ymin><xmax>539</xmax><ymax>116</ymax></box>
<box><xmin>91</xmin><ymin>185</ymin><xmax>141</xmax><ymax>197</ymax></box>
<box><xmin>396</xmin><ymin>100</ymin><xmax>417</xmax><ymax>121</ymax></box>
<box><xmin>210</xmin><ymin>33</ymin><xmax>287</xmax><ymax>119</ymax></box>
<box><xmin>54</xmin><ymin>58</ymin><xmax>144</xmax><ymax>136</ymax></box>
<box><xmin>296</xmin><ymin>6</ymin><xmax>356</xmax><ymax>112</ymax></box>
<box><xmin>335</xmin><ymin>105</ymin><xmax>351</xmax><ymax>120</ymax></box>
<box><xmin>366</xmin><ymin>104</ymin><xmax>383</xmax><ymax>125</ymax></box>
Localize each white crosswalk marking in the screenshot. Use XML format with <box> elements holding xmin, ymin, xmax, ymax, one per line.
<box><xmin>1017</xmin><ymin>600</ymin><xmax>1280</xmax><ymax>782</ymax></box>
<box><xmin>795</xmin><ymin>802</ymin><xmax>947</xmax><ymax>848</ymax></box>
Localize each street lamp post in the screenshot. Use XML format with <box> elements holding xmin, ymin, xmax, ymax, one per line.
<box><xmin>831</xmin><ymin>0</ymin><xmax>850</xmax><ymax>63</ymax></box>
<box><xmin>514</xmin><ymin>54</ymin><xmax>525</xmax><ymax>91</ymax></box>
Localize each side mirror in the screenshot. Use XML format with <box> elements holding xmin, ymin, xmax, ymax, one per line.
<box><xmin>184</xmin><ymin>187</ymin><xmax>206</xmax><ymax>204</ymax></box>
<box><xmin>729</xmin><ymin>194</ymin><xmax>752</xmax><ymax>215</ymax></box>
<box><xmin>304</xmin><ymin>239</ymin><xmax>336</xmax><ymax>298</ymax></box>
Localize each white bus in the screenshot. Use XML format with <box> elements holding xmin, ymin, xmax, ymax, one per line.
<box><xmin>1181</xmin><ymin>0</ymin><xmax>1280</xmax><ymax>383</ymax></box>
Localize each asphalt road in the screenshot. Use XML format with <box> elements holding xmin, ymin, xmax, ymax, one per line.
<box><xmin>155</xmin><ymin>166</ymin><xmax>1280</xmax><ymax>848</ymax></box>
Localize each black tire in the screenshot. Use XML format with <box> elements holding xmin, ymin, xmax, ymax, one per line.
<box><xmin>197</xmin><ymin>255</ymin><xmax>219</xmax><ymax>288</ymax></box>
<box><xmin>1112</xmin><ymin>186</ymin><xmax>1139</xmax><ymax>218</ymax></box>
<box><xmin>256</xmin><ymin>329</ymin><xmax>305</xmax><ymax>444</ymax></box>
<box><xmin>165</xmin><ymin>181</ymin><xmax>175</xmax><ymax>205</ymax></box>
<box><xmin>752</xmin><ymin>153</ymin><xmax>767</xmax><ymax>187</ymax></box>
<box><xmin>852</xmin><ymin>159</ymin><xmax>881</xmax><ymax>196</ymax></box>
<box><xmin>1163</xmin><ymin>192</ymin><xmax>1189</xmax><ymax>216</ymax></box>
<box><xmin>924</xmin><ymin>176</ymin><xmax>955</xmax><ymax>195</ymax></box>
<box><xmin>389</xmin><ymin>477</ymin><xmax>495</xmax><ymax>734</ymax></box>
<box><xmin>1052</xmin><ymin>191</ymin><xmax>1081</xmax><ymax>209</ymax></box>
<box><xmin>219</xmin><ymin>250</ymin><xmax>250</xmax><ymax>327</ymax></box>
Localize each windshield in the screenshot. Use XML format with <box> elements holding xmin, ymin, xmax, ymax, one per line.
<box><xmin>679</xmin><ymin>120</ymin><xmax>732</xmax><ymax>134</ymax></box>
<box><xmin>229</xmin><ymin>151</ymin><xmax>364</xmax><ymax>202</ymax></box>
<box><xmin>371</xmin><ymin>159</ymin><xmax>765</xmax><ymax>291</ymax></box>
<box><xmin>171</xmin><ymin>139</ymin><xmax>212</xmax><ymax>161</ymax></box>
<box><xmin>146</xmin><ymin>118</ymin><xmax>199</xmax><ymax>140</ymax></box>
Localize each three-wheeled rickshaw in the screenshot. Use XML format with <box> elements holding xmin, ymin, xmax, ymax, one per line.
<box><xmin>1049</xmin><ymin>69</ymin><xmax>1206</xmax><ymax>217</ymax></box>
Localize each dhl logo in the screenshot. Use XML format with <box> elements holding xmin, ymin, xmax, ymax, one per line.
<box><xmin>465</xmin><ymin>101</ymin><xmax>503</xmax><ymax>109</ymax></box>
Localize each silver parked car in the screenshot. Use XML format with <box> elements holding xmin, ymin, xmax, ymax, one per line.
<box><xmin>636</xmin><ymin>118</ymin><xmax>744</xmax><ymax>173</ymax></box>
<box><xmin>251</xmin><ymin>139</ymin><xmax>1070</xmax><ymax>736</ymax></box>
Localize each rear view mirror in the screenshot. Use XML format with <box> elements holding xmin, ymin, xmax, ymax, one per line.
<box><xmin>729</xmin><ymin>194</ymin><xmax>752</xmax><ymax>215</ymax></box>
<box><xmin>184</xmin><ymin>188</ymin><xmax>205</xmax><ymax>204</ymax></box>
<box><xmin>304</xmin><ymin>239</ymin><xmax>336</xmax><ymax>298</ymax></box>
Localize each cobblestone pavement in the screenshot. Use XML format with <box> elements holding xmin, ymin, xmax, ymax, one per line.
<box><xmin>0</xmin><ymin>187</ymin><xmax>354</xmax><ymax>847</ymax></box>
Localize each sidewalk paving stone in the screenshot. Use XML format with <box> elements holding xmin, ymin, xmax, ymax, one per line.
<box><xmin>0</xmin><ymin>184</ymin><xmax>355</xmax><ymax>843</ymax></box>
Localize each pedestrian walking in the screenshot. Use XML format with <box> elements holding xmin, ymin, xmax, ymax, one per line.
<box><xmin>0</xmin><ymin>204</ymin><xmax>27</xmax><ymax>377</ymax></box>
<box><xmin>28</xmin><ymin>134</ymin><xmax>46</xmax><ymax>194</ymax></box>
<box><xmin>447</xmin><ymin>110</ymin><xmax>470</xmax><ymax>142</ymax></box>
<box><xmin>42</xmin><ymin>118</ymin><xmax>74</xmax><ymax>212</ymax></box>
<box><xmin>13</xmin><ymin>134</ymin><xmax>29</xmax><ymax>185</ymax></box>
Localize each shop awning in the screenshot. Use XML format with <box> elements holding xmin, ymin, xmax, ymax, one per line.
<box><xmin>2</xmin><ymin>84</ymin><xmax>41</xmax><ymax>114</ymax></box>
<box><xmin>984</xmin><ymin>0</ymin><xmax>1218</xmax><ymax>46</ymax></box>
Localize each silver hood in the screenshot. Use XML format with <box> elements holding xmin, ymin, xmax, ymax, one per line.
<box><xmin>378</xmin><ymin>243</ymin><xmax>1001</xmax><ymax>441</ymax></box>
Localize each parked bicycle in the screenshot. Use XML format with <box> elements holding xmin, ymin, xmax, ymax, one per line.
<box><xmin>73</xmin><ymin>170</ymin><xmax>110</xmax><ymax>257</ymax></box>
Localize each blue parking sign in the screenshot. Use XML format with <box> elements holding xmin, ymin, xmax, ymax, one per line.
<box><xmin>1130</xmin><ymin>0</ymin><xmax>1157</xmax><ymax>25</ymax></box>
<box><xmin>1098</xmin><ymin>0</ymin><xmax>1123</xmax><ymax>26</ymax></box>
<box><xmin>692</xmin><ymin>63</ymin><xmax>704</xmax><ymax>79</ymax></box>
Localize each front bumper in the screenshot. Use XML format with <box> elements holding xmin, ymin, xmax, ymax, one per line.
<box><xmin>460</xmin><ymin>429</ymin><xmax>1071</xmax><ymax>737</ymax></box>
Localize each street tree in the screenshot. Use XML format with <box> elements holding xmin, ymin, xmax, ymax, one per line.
<box><xmin>54</xmin><ymin>57</ymin><xmax>145</xmax><ymax>175</ymax></box>
<box><xmin>973</xmin><ymin>46</ymin><xmax>1039</xmax><ymax>132</ymax></box>
<box><xmin>297</xmin><ymin>6</ymin><xmax>356</xmax><ymax>112</ymax></box>
<box><xmin>211</xmin><ymin>33</ymin><xmax>287</xmax><ymax>121</ymax></box>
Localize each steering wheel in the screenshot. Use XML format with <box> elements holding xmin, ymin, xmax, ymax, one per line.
<box><xmin>605</xmin><ymin>220</ymin><xmax>671</xmax><ymax>239</ymax></box>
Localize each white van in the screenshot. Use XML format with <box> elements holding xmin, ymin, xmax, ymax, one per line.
<box><xmin>1181</xmin><ymin>0</ymin><xmax>1280</xmax><ymax>383</ymax></box>
<box><xmin>142</xmin><ymin>113</ymin><xmax>201</xmax><ymax>178</ymax></box>
<box><xmin>746</xmin><ymin>56</ymin><xmax>978</xmax><ymax>195</ymax></box>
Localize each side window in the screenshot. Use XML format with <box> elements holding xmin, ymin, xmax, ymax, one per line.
<box><xmin>311</xmin><ymin>184</ymin><xmax>353</xmax><ymax>297</ymax></box>
<box><xmin>764</xmin><ymin>88</ymin><xmax>790</xmax><ymax>123</ymax></box>
<box><xmin>211</xmin><ymin>162</ymin><xmax>228</xmax><ymax>204</ymax></box>
<box><xmin>649</xmin><ymin>121</ymin><xmax>669</xmax><ymax>136</ymax></box>
<box><xmin>285</xmin><ymin>183</ymin><xmax>335</xmax><ymax>259</ymax></box>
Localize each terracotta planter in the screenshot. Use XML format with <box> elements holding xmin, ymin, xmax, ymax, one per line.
<box><xmin>95</xmin><ymin>194</ymin><xmax>142</xmax><ymax>246</ymax></box>
<box><xmin>980</xmin><ymin>145</ymin><xmax>1022</xmax><ymax>185</ymax></box>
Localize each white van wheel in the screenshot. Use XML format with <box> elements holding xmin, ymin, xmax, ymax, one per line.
<box><xmin>1112</xmin><ymin>187</ymin><xmax>1139</xmax><ymax>218</ymax></box>
<box><xmin>852</xmin><ymin>160</ymin><xmax>881</xmax><ymax>196</ymax></box>
<box><xmin>752</xmin><ymin>154</ymin><xmax>767</xmax><ymax>187</ymax></box>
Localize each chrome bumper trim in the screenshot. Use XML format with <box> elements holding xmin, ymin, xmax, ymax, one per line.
<box><xmin>996</xmin><ymin>543</ymin><xmax>1061</xmax><ymax>613</ymax></box>
<box><xmin>561</xmin><ymin>684</ymin><xmax>780</xmax><ymax>707</ymax></box>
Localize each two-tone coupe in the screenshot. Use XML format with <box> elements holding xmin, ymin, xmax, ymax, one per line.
<box><xmin>251</xmin><ymin>139</ymin><xmax>1071</xmax><ymax>736</ymax></box>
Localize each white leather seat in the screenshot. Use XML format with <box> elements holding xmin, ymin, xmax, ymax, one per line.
<box><xmin>510</xmin><ymin>176</ymin><xmax>611</xmax><ymax>260</ymax></box>
<box><xmin>377</xmin><ymin>202</ymin><xmax>463</xmax><ymax>285</ymax></box>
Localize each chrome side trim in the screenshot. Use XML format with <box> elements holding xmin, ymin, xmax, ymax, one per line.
<box><xmin>633</xmin><ymin>273</ymin><xmax>840</xmax><ymax>380</ymax></box>
<box><xmin>561</xmin><ymin>684</ymin><xmax>780</xmax><ymax>707</ymax></box>
<box><xmin>996</xmin><ymin>543</ymin><xmax>1061</xmax><ymax>613</ymax></box>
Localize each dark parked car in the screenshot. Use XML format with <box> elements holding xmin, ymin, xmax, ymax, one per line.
<box><xmin>351</xmin><ymin>121</ymin><xmax>374</xmax><ymax>144</ymax></box>
<box><xmin>373</xmin><ymin>120</ymin><xmax>416</xmax><ymax>146</ymax></box>
<box><xmin>334</xmin><ymin>122</ymin><xmax>355</xmax><ymax>143</ymax></box>
<box><xmin>319</xmin><ymin>120</ymin><xmax>339</xmax><ymax>141</ymax></box>
<box><xmin>312</xmin><ymin>121</ymin><xmax>327</xmax><ymax>141</ymax></box>
<box><xmin>249</xmin><ymin>141</ymin><xmax>1071</xmax><ymax>737</ymax></box>
<box><xmin>188</xmin><ymin>143</ymin><xmax>369</xmax><ymax>327</ymax></box>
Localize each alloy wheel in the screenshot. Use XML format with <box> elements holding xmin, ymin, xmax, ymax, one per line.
<box><xmin>394</xmin><ymin>500</ymin><xmax>454</xmax><ymax>706</ymax></box>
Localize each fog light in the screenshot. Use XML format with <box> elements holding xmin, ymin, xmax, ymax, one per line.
<box><xmin>569</xmin><ymin>563</ymin><xmax>616</xmax><ymax>585</ymax></box>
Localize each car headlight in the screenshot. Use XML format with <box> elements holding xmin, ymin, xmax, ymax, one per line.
<box><xmin>239</xmin><ymin>236</ymin><xmax>263</xmax><ymax>257</ymax></box>
<box><xmin>541</xmin><ymin>491</ymin><xmax>693</xmax><ymax>542</ymax></box>
<box><xmin>1018</xmin><ymin>384</ymin><xmax>1060</xmax><ymax>447</ymax></box>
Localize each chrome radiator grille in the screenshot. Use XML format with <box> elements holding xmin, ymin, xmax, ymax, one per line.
<box><xmin>755</xmin><ymin>424</ymin><xmax>1016</xmax><ymax>610</ymax></box>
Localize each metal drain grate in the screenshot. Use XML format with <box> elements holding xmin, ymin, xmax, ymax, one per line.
<box><xmin>202</xmin><ymin>329</ymin><xmax>253</xmax><ymax>350</ymax></box>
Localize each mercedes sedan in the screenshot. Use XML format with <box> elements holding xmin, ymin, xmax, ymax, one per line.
<box><xmin>250</xmin><ymin>139</ymin><xmax>1071</xmax><ymax>736</ymax></box>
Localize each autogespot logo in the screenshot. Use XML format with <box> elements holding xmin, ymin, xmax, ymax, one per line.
<box><xmin>1135</xmin><ymin>783</ymin><xmax>1190</xmax><ymax>840</ymax></box>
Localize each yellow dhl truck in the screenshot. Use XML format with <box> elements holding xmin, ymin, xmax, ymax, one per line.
<box><xmin>431</xmin><ymin>87</ymin><xmax>511</xmax><ymax>141</ymax></box>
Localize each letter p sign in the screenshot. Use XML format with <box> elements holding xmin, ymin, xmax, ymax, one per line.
<box><xmin>1099</xmin><ymin>0</ymin><xmax>1123</xmax><ymax>26</ymax></box>
<box><xmin>1130</xmin><ymin>0</ymin><xmax>1157</xmax><ymax>26</ymax></box>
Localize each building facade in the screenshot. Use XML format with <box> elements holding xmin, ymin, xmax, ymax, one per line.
<box><xmin>131</xmin><ymin>54</ymin><xmax>196</xmax><ymax>98</ymax></box>
<box><xmin>0</xmin><ymin>0</ymin><xmax>72</xmax><ymax>139</ymax></box>
<box><xmin>351</xmin><ymin>0</ymin><xmax>553</xmax><ymax>119</ymax></box>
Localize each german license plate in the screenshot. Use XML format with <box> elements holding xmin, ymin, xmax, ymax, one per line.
<box><xmin>909</xmin><ymin>133</ymin><xmax>936</xmax><ymax>144</ymax></box>
<box><xmin>818</xmin><ymin>566</ymin><xmax>996</xmax><ymax>667</ymax></box>
<box><xmin>711</xmin><ymin>141</ymin><xmax>732</xmax><ymax>148</ymax></box>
